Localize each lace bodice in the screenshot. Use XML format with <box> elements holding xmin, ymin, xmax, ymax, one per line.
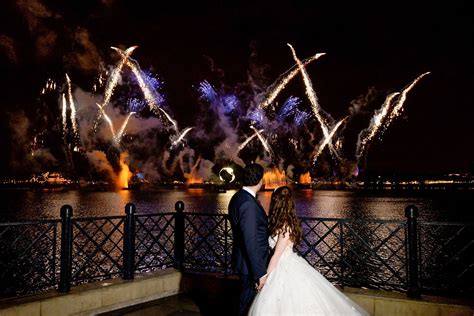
<box><xmin>269</xmin><ymin>235</ymin><xmax>294</xmax><ymax>250</ymax></box>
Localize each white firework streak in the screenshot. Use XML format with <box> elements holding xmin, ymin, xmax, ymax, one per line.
<box><xmin>250</xmin><ymin>126</ymin><xmax>272</xmax><ymax>155</ymax></box>
<box><xmin>171</xmin><ymin>127</ymin><xmax>194</xmax><ymax>147</ymax></box>
<box><xmin>313</xmin><ymin>117</ymin><xmax>346</xmax><ymax>163</ymax></box>
<box><xmin>96</xmin><ymin>103</ymin><xmax>116</xmax><ymax>139</ymax></box>
<box><xmin>103</xmin><ymin>46</ymin><xmax>137</xmax><ymax>108</ymax></box>
<box><xmin>65</xmin><ymin>74</ymin><xmax>79</xmax><ymax>137</ymax></box>
<box><xmin>386</xmin><ymin>72</ymin><xmax>430</xmax><ymax>125</ymax></box>
<box><xmin>287</xmin><ymin>44</ymin><xmax>328</xmax><ymax>127</ymax></box>
<box><xmin>112</xmin><ymin>47</ymin><xmax>178</xmax><ymax>132</ymax></box>
<box><xmin>41</xmin><ymin>79</ymin><xmax>56</xmax><ymax>94</ymax></box>
<box><xmin>356</xmin><ymin>92</ymin><xmax>400</xmax><ymax>160</ymax></box>
<box><xmin>115</xmin><ymin>112</ymin><xmax>136</xmax><ymax>143</ymax></box>
<box><xmin>259</xmin><ymin>53</ymin><xmax>326</xmax><ymax>110</ymax></box>
<box><xmin>94</xmin><ymin>46</ymin><xmax>137</xmax><ymax>131</ymax></box>
<box><xmin>287</xmin><ymin>44</ymin><xmax>340</xmax><ymax>159</ymax></box>
<box><xmin>237</xmin><ymin>131</ymin><xmax>262</xmax><ymax>154</ymax></box>
<box><xmin>61</xmin><ymin>93</ymin><xmax>67</xmax><ymax>140</ymax></box>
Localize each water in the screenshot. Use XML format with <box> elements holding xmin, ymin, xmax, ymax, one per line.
<box><xmin>0</xmin><ymin>188</ymin><xmax>472</xmax><ymax>222</ymax></box>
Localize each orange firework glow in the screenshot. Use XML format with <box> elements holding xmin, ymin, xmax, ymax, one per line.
<box><xmin>184</xmin><ymin>157</ymin><xmax>204</xmax><ymax>186</ymax></box>
<box><xmin>117</xmin><ymin>152</ymin><xmax>132</xmax><ymax>189</ymax></box>
<box><xmin>262</xmin><ymin>168</ymin><xmax>287</xmax><ymax>190</ymax></box>
<box><xmin>186</xmin><ymin>175</ymin><xmax>204</xmax><ymax>185</ymax></box>
<box><xmin>299</xmin><ymin>172</ymin><xmax>312</xmax><ymax>184</ymax></box>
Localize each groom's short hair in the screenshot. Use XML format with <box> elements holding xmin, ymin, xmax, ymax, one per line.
<box><xmin>242</xmin><ymin>163</ymin><xmax>264</xmax><ymax>186</ymax></box>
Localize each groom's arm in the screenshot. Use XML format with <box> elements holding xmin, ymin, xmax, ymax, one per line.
<box><xmin>240</xmin><ymin>200</ymin><xmax>267</xmax><ymax>280</ymax></box>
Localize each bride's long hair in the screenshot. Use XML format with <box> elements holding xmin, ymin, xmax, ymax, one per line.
<box><xmin>268</xmin><ymin>186</ymin><xmax>302</xmax><ymax>244</ymax></box>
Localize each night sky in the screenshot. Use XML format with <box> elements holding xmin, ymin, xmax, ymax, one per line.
<box><xmin>0</xmin><ymin>0</ymin><xmax>473</xmax><ymax>178</ymax></box>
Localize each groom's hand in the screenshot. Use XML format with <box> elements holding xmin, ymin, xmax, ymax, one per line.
<box><xmin>256</xmin><ymin>274</ymin><xmax>267</xmax><ymax>290</ymax></box>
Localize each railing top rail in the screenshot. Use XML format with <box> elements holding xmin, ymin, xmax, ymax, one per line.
<box><xmin>419</xmin><ymin>220</ymin><xmax>474</xmax><ymax>226</ymax></box>
<box><xmin>298</xmin><ymin>216</ymin><xmax>406</xmax><ymax>224</ymax></box>
<box><xmin>135</xmin><ymin>212</ymin><xmax>176</xmax><ymax>217</ymax></box>
<box><xmin>0</xmin><ymin>218</ymin><xmax>60</xmax><ymax>226</ymax></box>
<box><xmin>182</xmin><ymin>212</ymin><xmax>229</xmax><ymax>217</ymax></box>
<box><xmin>73</xmin><ymin>215</ymin><xmax>125</xmax><ymax>221</ymax></box>
<box><xmin>2</xmin><ymin>208</ymin><xmax>472</xmax><ymax>226</ymax></box>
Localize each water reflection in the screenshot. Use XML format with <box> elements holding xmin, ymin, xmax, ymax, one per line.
<box><xmin>118</xmin><ymin>189</ymin><xmax>132</xmax><ymax>206</ymax></box>
<box><xmin>216</xmin><ymin>190</ymin><xmax>235</xmax><ymax>214</ymax></box>
<box><xmin>0</xmin><ymin>188</ymin><xmax>472</xmax><ymax>221</ymax></box>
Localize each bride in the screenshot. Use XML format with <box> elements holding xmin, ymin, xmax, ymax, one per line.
<box><xmin>248</xmin><ymin>186</ymin><xmax>369</xmax><ymax>315</ymax></box>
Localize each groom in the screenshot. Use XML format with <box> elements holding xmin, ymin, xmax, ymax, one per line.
<box><xmin>228</xmin><ymin>163</ymin><xmax>269</xmax><ymax>315</ymax></box>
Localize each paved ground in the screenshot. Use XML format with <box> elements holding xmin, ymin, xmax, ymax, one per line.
<box><xmin>98</xmin><ymin>272</ymin><xmax>241</xmax><ymax>316</ymax></box>
<box><xmin>98</xmin><ymin>294</ymin><xmax>201</xmax><ymax>316</ymax></box>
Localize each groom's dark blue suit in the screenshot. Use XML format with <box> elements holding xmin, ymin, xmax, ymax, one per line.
<box><xmin>229</xmin><ymin>188</ymin><xmax>269</xmax><ymax>315</ymax></box>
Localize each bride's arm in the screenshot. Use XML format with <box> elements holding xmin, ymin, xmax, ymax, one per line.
<box><xmin>267</xmin><ymin>231</ymin><xmax>291</xmax><ymax>274</ymax></box>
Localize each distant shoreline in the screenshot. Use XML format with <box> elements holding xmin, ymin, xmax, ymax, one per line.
<box><xmin>1</xmin><ymin>182</ymin><xmax>473</xmax><ymax>192</ymax></box>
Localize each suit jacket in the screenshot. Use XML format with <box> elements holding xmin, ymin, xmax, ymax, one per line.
<box><xmin>228</xmin><ymin>188</ymin><xmax>269</xmax><ymax>280</ymax></box>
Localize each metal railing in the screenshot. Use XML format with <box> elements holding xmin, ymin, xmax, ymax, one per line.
<box><xmin>0</xmin><ymin>219</ymin><xmax>59</xmax><ymax>297</ymax></box>
<box><xmin>0</xmin><ymin>203</ymin><xmax>472</xmax><ymax>300</ymax></box>
<box><xmin>296</xmin><ymin>216</ymin><xmax>408</xmax><ymax>293</ymax></box>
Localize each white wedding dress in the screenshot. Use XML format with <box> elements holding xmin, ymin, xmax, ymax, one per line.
<box><xmin>249</xmin><ymin>236</ymin><xmax>369</xmax><ymax>316</ymax></box>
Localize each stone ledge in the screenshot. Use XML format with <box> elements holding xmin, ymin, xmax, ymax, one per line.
<box><xmin>2</xmin><ymin>271</ymin><xmax>473</xmax><ymax>316</ymax></box>
<box><xmin>344</xmin><ymin>287</ymin><xmax>474</xmax><ymax>316</ymax></box>
<box><xmin>0</xmin><ymin>268</ymin><xmax>182</xmax><ymax>316</ymax></box>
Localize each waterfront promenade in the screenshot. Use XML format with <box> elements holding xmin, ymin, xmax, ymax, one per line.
<box><xmin>0</xmin><ymin>202</ymin><xmax>473</xmax><ymax>315</ymax></box>
<box><xmin>1</xmin><ymin>269</ymin><xmax>473</xmax><ymax>315</ymax></box>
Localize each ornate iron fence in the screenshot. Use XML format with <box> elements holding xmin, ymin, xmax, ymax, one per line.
<box><xmin>296</xmin><ymin>218</ymin><xmax>407</xmax><ymax>292</ymax></box>
<box><xmin>0</xmin><ymin>219</ymin><xmax>59</xmax><ymax>297</ymax></box>
<box><xmin>182</xmin><ymin>212</ymin><xmax>232</xmax><ymax>274</ymax></box>
<box><xmin>71</xmin><ymin>216</ymin><xmax>125</xmax><ymax>285</ymax></box>
<box><xmin>135</xmin><ymin>212</ymin><xmax>175</xmax><ymax>273</ymax></box>
<box><xmin>0</xmin><ymin>203</ymin><xmax>472</xmax><ymax>300</ymax></box>
<box><xmin>418</xmin><ymin>221</ymin><xmax>473</xmax><ymax>297</ymax></box>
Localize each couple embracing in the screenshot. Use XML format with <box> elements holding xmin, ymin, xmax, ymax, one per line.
<box><xmin>228</xmin><ymin>163</ymin><xmax>368</xmax><ymax>316</ymax></box>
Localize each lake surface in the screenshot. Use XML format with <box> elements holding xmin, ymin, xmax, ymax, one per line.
<box><xmin>1</xmin><ymin>188</ymin><xmax>472</xmax><ymax>222</ymax></box>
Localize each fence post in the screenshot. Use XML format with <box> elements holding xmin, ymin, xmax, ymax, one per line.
<box><xmin>123</xmin><ymin>203</ymin><xmax>136</xmax><ymax>280</ymax></box>
<box><xmin>339</xmin><ymin>221</ymin><xmax>345</xmax><ymax>288</ymax></box>
<box><xmin>174</xmin><ymin>201</ymin><xmax>185</xmax><ymax>270</ymax></box>
<box><xmin>224</xmin><ymin>217</ymin><xmax>229</xmax><ymax>276</ymax></box>
<box><xmin>405</xmin><ymin>205</ymin><xmax>421</xmax><ymax>299</ymax></box>
<box><xmin>59</xmin><ymin>205</ymin><xmax>73</xmax><ymax>293</ymax></box>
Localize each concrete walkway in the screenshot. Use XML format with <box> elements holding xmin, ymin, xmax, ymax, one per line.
<box><xmin>97</xmin><ymin>272</ymin><xmax>240</xmax><ymax>316</ymax></box>
<box><xmin>97</xmin><ymin>294</ymin><xmax>201</xmax><ymax>316</ymax></box>
<box><xmin>1</xmin><ymin>270</ymin><xmax>472</xmax><ymax>316</ymax></box>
